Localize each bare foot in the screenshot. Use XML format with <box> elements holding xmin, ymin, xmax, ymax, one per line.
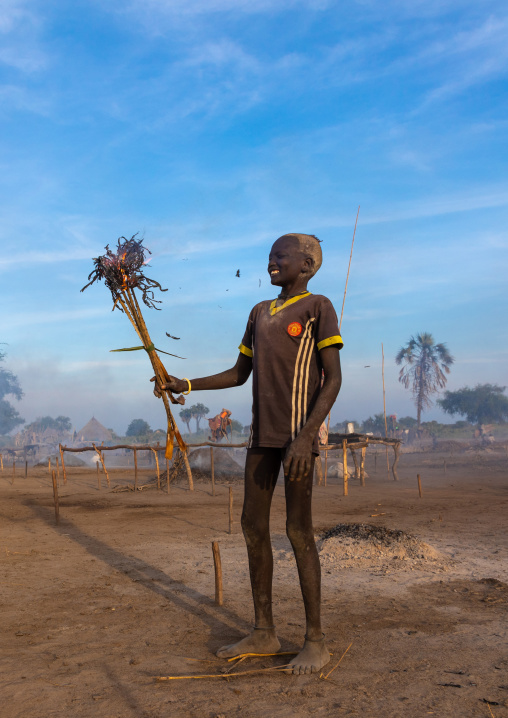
<box><xmin>286</xmin><ymin>635</ymin><xmax>330</xmax><ymax>675</ymax></box>
<box><xmin>216</xmin><ymin>628</ymin><xmax>281</xmax><ymax>659</ymax></box>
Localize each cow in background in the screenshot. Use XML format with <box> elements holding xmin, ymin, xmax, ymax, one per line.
<box><xmin>208</xmin><ymin>409</ymin><xmax>232</xmax><ymax>443</ymax></box>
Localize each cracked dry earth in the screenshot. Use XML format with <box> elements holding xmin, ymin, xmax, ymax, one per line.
<box><xmin>1</xmin><ymin>449</ymin><xmax>507</xmax><ymax>718</ymax></box>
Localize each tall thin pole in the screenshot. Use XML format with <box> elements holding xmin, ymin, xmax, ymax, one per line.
<box><xmin>339</xmin><ymin>205</ymin><xmax>360</xmax><ymax>333</ymax></box>
<box><xmin>326</xmin><ymin>206</ymin><xmax>360</xmax><ymax>434</ymax></box>
<box><xmin>51</xmin><ymin>470</ymin><xmax>60</xmax><ymax>525</ymax></box>
<box><xmin>382</xmin><ymin>343</ymin><xmax>389</xmax><ymax>473</ymax></box>
<box><xmin>212</xmin><ymin>541</ymin><xmax>223</xmax><ymax>606</ymax></box>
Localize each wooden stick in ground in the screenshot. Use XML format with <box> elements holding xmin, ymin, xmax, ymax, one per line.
<box><xmin>0</xmin><ymin>453</ymin><xmax>3</xmax><ymax>471</ymax></box>
<box><xmin>392</xmin><ymin>443</ymin><xmax>400</xmax><ymax>481</ymax></box>
<box><xmin>350</xmin><ymin>448</ymin><xmax>360</xmax><ymax>479</ymax></box>
<box><xmin>323</xmin><ymin>206</ymin><xmax>360</xmax><ymax>449</ymax></box>
<box><xmin>360</xmin><ymin>445</ymin><xmax>366</xmax><ymax>487</ymax></box>
<box><xmin>97</xmin><ymin>461</ymin><xmax>101</xmax><ymax>490</ymax></box>
<box><xmin>315</xmin><ymin>453</ymin><xmax>323</xmax><ymax>486</ymax></box>
<box><xmin>229</xmin><ymin>487</ymin><xmax>233</xmax><ymax>534</ymax></box>
<box><xmin>339</xmin><ymin>206</ymin><xmax>360</xmax><ymax>330</ymax></box>
<box><xmin>152</xmin><ymin>448</ymin><xmax>161</xmax><ymax>490</ymax></box>
<box><xmin>210</xmin><ymin>447</ymin><xmax>215</xmax><ymax>496</ymax></box>
<box><xmin>212</xmin><ymin>541</ymin><xmax>223</xmax><ymax>606</ymax></box>
<box><xmin>183</xmin><ymin>450</ymin><xmax>194</xmax><ymax>491</ymax></box>
<box><xmin>417</xmin><ymin>473</ymin><xmax>423</xmax><ymax>498</ymax></box>
<box><xmin>48</xmin><ymin>457</ymin><xmax>51</xmax><ymax>474</ymax></box>
<box><xmin>56</xmin><ymin>455</ymin><xmax>60</xmax><ymax>484</ymax></box>
<box><xmin>381</xmin><ymin>343</ymin><xmax>390</xmax><ymax>474</ymax></box>
<box><xmin>342</xmin><ymin>440</ymin><xmax>348</xmax><ymax>496</ymax></box>
<box><xmin>166</xmin><ymin>457</ymin><xmax>170</xmax><ymax>494</ymax></box>
<box><xmin>51</xmin><ymin>469</ymin><xmax>59</xmax><ymax>525</ymax></box>
<box><xmin>92</xmin><ymin>443</ymin><xmax>110</xmax><ymax>487</ymax></box>
<box><xmin>133</xmin><ymin>448</ymin><xmax>138</xmax><ymax>490</ymax></box>
<box><xmin>59</xmin><ymin>445</ymin><xmax>67</xmax><ymax>485</ymax></box>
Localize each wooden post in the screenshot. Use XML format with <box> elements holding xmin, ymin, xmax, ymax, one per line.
<box><xmin>99</xmin><ymin>449</ymin><xmax>110</xmax><ymax>487</ymax></box>
<box><xmin>382</xmin><ymin>343</ymin><xmax>390</xmax><ymax>474</ymax></box>
<box><xmin>133</xmin><ymin>448</ymin><xmax>138</xmax><ymax>490</ymax></box>
<box><xmin>392</xmin><ymin>443</ymin><xmax>400</xmax><ymax>481</ymax></box>
<box><xmin>0</xmin><ymin>454</ymin><xmax>3</xmax><ymax>471</ymax></box>
<box><xmin>342</xmin><ymin>440</ymin><xmax>348</xmax><ymax>496</ymax></box>
<box><xmin>166</xmin><ymin>457</ymin><xmax>170</xmax><ymax>494</ymax></box>
<box><xmin>48</xmin><ymin>457</ymin><xmax>51</xmax><ymax>474</ymax></box>
<box><xmin>56</xmin><ymin>455</ymin><xmax>60</xmax><ymax>483</ymax></box>
<box><xmin>315</xmin><ymin>453</ymin><xmax>323</xmax><ymax>486</ymax></box>
<box><xmin>212</xmin><ymin>541</ymin><xmax>223</xmax><ymax>606</ymax></box>
<box><xmin>152</xmin><ymin>448</ymin><xmax>161</xmax><ymax>490</ymax></box>
<box><xmin>210</xmin><ymin>447</ymin><xmax>215</xmax><ymax>496</ymax></box>
<box><xmin>339</xmin><ymin>205</ymin><xmax>360</xmax><ymax>329</ymax></box>
<box><xmin>51</xmin><ymin>469</ymin><xmax>59</xmax><ymax>525</ymax></box>
<box><xmin>417</xmin><ymin>473</ymin><xmax>422</xmax><ymax>498</ymax></box>
<box><xmin>360</xmin><ymin>445</ymin><xmax>366</xmax><ymax>487</ymax></box>
<box><xmin>25</xmin><ymin>460</ymin><xmax>28</xmax><ymax>478</ymax></box>
<box><xmin>59</xmin><ymin>445</ymin><xmax>67</xmax><ymax>485</ymax></box>
<box><xmin>183</xmin><ymin>450</ymin><xmax>194</xmax><ymax>492</ymax></box>
<box><xmin>321</xmin><ymin>207</ymin><xmax>360</xmax><ymax>464</ymax></box>
<box><xmin>92</xmin><ymin>443</ymin><xmax>109</xmax><ymax>486</ymax></box>
<box><xmin>228</xmin><ymin>487</ymin><xmax>233</xmax><ymax>534</ymax></box>
<box><xmin>97</xmin><ymin>461</ymin><xmax>101</xmax><ymax>490</ymax></box>
<box><xmin>350</xmin><ymin>449</ymin><xmax>360</xmax><ymax>479</ymax></box>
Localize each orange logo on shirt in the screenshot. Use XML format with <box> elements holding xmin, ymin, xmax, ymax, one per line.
<box><xmin>287</xmin><ymin>322</ymin><xmax>303</xmax><ymax>337</ymax></box>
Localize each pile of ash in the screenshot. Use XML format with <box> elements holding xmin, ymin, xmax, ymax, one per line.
<box><xmin>316</xmin><ymin>523</ymin><xmax>445</xmax><ymax>570</ymax></box>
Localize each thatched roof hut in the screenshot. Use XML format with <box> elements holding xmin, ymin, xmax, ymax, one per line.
<box><xmin>76</xmin><ymin>417</ymin><xmax>113</xmax><ymax>443</ymax></box>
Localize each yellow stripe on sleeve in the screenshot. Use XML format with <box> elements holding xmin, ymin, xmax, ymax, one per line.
<box><xmin>317</xmin><ymin>335</ymin><xmax>343</xmax><ymax>351</ymax></box>
<box><xmin>238</xmin><ymin>343</ymin><xmax>253</xmax><ymax>358</ymax></box>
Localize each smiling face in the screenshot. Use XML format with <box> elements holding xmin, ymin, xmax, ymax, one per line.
<box><xmin>267</xmin><ymin>235</ymin><xmax>313</xmax><ymax>290</ymax></box>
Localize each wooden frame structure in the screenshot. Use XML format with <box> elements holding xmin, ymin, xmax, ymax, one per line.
<box><xmin>59</xmin><ymin>441</ymin><xmax>248</xmax><ymax>492</ymax></box>
<box><xmin>325</xmin><ymin>432</ymin><xmax>402</xmax><ymax>483</ymax></box>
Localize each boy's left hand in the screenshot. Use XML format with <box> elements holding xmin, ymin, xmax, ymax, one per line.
<box><xmin>284</xmin><ymin>436</ymin><xmax>313</xmax><ymax>481</ymax></box>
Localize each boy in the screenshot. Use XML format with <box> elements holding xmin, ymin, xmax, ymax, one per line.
<box><xmin>155</xmin><ymin>233</ymin><xmax>342</xmax><ymax>674</ymax></box>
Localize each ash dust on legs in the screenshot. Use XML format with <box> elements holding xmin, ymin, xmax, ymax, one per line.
<box><xmin>216</xmin><ymin>627</ymin><xmax>281</xmax><ymax>658</ymax></box>
<box><xmin>216</xmin><ymin>448</ymin><xmax>331</xmax><ymax>674</ymax></box>
<box><xmin>285</xmin><ymin>635</ymin><xmax>330</xmax><ymax>675</ymax></box>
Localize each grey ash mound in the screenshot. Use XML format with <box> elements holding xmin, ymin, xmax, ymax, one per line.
<box><xmin>317</xmin><ymin>523</ymin><xmax>447</xmax><ymax>570</ymax></box>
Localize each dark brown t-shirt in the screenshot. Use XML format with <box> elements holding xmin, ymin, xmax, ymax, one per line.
<box><xmin>239</xmin><ymin>292</ymin><xmax>343</xmax><ymax>451</ymax></box>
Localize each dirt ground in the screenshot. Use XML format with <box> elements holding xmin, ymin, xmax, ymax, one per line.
<box><xmin>1</xmin><ymin>447</ymin><xmax>507</xmax><ymax>718</ymax></box>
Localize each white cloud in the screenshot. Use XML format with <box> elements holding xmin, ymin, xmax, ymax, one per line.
<box><xmin>121</xmin><ymin>0</ymin><xmax>332</xmax><ymax>19</ymax></box>
<box><xmin>0</xmin><ymin>0</ymin><xmax>48</xmax><ymax>73</ymax></box>
<box><xmin>0</xmin><ymin>247</ymin><xmax>99</xmax><ymax>270</ymax></box>
<box><xmin>1</xmin><ymin>307</ymin><xmax>111</xmax><ymax>330</ymax></box>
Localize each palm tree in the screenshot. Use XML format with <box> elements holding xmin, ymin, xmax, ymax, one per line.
<box><xmin>179</xmin><ymin>408</ymin><xmax>193</xmax><ymax>434</ymax></box>
<box><xmin>395</xmin><ymin>333</ymin><xmax>454</xmax><ymax>427</ymax></box>
<box><xmin>189</xmin><ymin>403</ymin><xmax>210</xmax><ymax>432</ymax></box>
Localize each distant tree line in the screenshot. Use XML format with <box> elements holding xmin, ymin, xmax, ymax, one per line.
<box><xmin>0</xmin><ymin>348</ymin><xmax>24</xmax><ymax>435</ymax></box>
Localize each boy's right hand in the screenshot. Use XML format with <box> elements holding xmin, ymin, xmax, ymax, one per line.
<box><xmin>150</xmin><ymin>375</ymin><xmax>188</xmax><ymax>397</ymax></box>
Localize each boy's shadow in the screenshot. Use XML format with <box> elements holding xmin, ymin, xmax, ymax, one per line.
<box><xmin>25</xmin><ymin>501</ymin><xmax>251</xmax><ymax>656</ymax></box>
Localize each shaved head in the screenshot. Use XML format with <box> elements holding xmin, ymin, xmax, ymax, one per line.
<box><xmin>276</xmin><ymin>233</ymin><xmax>322</xmax><ymax>277</ymax></box>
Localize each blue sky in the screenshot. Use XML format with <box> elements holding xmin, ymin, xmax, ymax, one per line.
<box><xmin>1</xmin><ymin>0</ymin><xmax>507</xmax><ymax>434</ymax></box>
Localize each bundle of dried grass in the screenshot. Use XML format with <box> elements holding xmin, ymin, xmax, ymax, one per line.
<box><xmin>81</xmin><ymin>235</ymin><xmax>186</xmax><ymax>459</ymax></box>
